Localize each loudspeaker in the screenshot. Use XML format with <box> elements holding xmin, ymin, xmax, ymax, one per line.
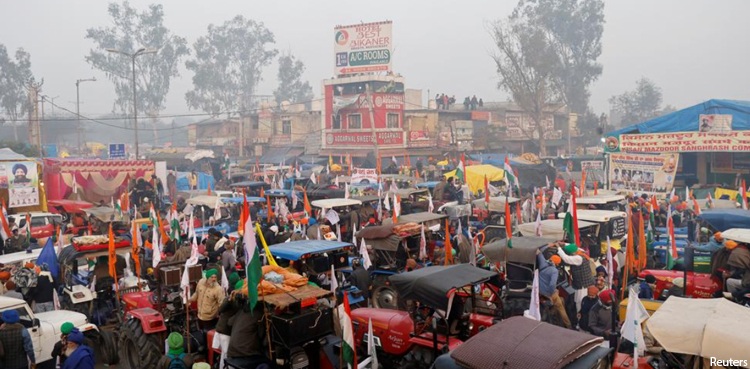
<box><xmin>159</xmin><ymin>266</ymin><xmax>181</xmax><ymax>286</ymax></box>
<box><xmin>329</xmin><ymin>250</ymin><xmax>349</xmax><ymax>269</ymax></box>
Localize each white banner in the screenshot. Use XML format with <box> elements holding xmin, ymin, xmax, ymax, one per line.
<box><xmin>8</xmin><ymin>161</ymin><xmax>39</xmax><ymax>208</ymax></box>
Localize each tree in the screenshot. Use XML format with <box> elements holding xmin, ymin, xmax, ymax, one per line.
<box><xmin>491</xmin><ymin>18</ymin><xmax>560</xmax><ymax>156</ymax></box>
<box><xmin>85</xmin><ymin>2</ymin><xmax>189</xmax><ymax>118</ymax></box>
<box><xmin>512</xmin><ymin>0</ymin><xmax>605</xmax><ymax>115</ymax></box>
<box><xmin>0</xmin><ymin>141</ymin><xmax>39</xmax><ymax>158</ymax></box>
<box><xmin>273</xmin><ymin>53</ymin><xmax>313</xmax><ymax>107</ymax></box>
<box><xmin>609</xmin><ymin>77</ymin><xmax>664</xmax><ymax>126</ymax></box>
<box><xmin>185</xmin><ymin>16</ymin><xmax>277</xmax><ymax>117</ymax></box>
<box><xmin>0</xmin><ymin>44</ymin><xmax>34</xmax><ymax>140</ymax></box>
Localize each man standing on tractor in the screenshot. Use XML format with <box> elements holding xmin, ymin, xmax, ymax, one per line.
<box><xmin>190</xmin><ymin>269</ymin><xmax>225</xmax><ymax>330</ymax></box>
<box><xmin>556</xmin><ymin>243</ymin><xmax>596</xmax><ymax>316</ymax></box>
<box><xmin>0</xmin><ymin>310</ymin><xmax>35</xmax><ymax>369</ymax></box>
<box><xmin>61</xmin><ymin>328</ymin><xmax>94</xmax><ymax>369</ymax></box>
<box><xmin>537</xmin><ymin>250</ymin><xmax>571</xmax><ymax>328</ymax></box>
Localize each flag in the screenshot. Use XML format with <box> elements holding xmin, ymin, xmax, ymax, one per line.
<box><xmin>335</xmin><ymin>175</ymin><xmax>340</xmax><ymax>187</ymax></box>
<box><xmin>606</xmin><ymin>236</ymin><xmax>614</xmax><ymax>289</ymax></box>
<box><xmin>114</xmin><ymin>198</ymin><xmax>122</xmax><ymax>217</ymax></box>
<box><xmin>545</xmin><ymin>175</ymin><xmax>550</xmax><ymax>189</ymax></box>
<box><xmin>484</xmin><ymin>175</ymin><xmax>490</xmax><ymax>205</ymax></box>
<box><xmin>621</xmin><ymin>287</ymin><xmax>650</xmax><ymax>368</ymax></box>
<box><xmin>393</xmin><ymin>194</ymin><xmax>401</xmax><ymax>219</ymax></box>
<box><xmin>667</xmin><ymin>208</ymin><xmax>678</xmax><ymax>269</ymax></box>
<box><xmin>444</xmin><ymin>219</ymin><xmax>454</xmax><ymax>265</ymax></box>
<box><xmin>311</xmin><ymin>172</ymin><xmax>317</xmax><ymax>185</ymax></box>
<box><xmin>419</xmin><ymin>225</ymin><xmax>427</xmax><ymax>260</ymax></box>
<box><xmin>37</xmin><ymin>237</ymin><xmax>60</xmax><ymax>279</ymax></box>
<box><xmin>266</xmin><ymin>195</ymin><xmax>274</xmax><ymax>222</ymax></box>
<box><xmin>170</xmin><ymin>204</ymin><xmax>181</xmax><ymax>243</ymax></box>
<box><xmin>108</xmin><ymin>224</ymin><xmax>117</xmax><ymax>279</ymax></box>
<box><xmin>516</xmin><ymin>199</ymin><xmax>523</xmax><ymax>224</ymax></box>
<box><xmin>524</xmin><ymin>269</ymin><xmax>541</xmax><ymax>321</ymax></box>
<box><xmin>505</xmin><ymin>199</ymin><xmax>513</xmax><ymax>248</ymax></box>
<box><xmin>427</xmin><ymin>193</ymin><xmax>435</xmax><ymax>213</ymax></box>
<box><xmin>535</xmin><ymin>211</ymin><xmax>543</xmax><ymax>237</ymax></box>
<box><xmin>580</xmin><ymin>170</ymin><xmax>587</xmax><ymax>197</ymax></box>
<box><xmin>330</xmin><ymin>264</ymin><xmax>340</xmax><ymax>296</ymax></box>
<box><xmin>255</xmin><ymin>223</ymin><xmax>278</xmax><ymax>267</ymax></box>
<box><xmin>220</xmin><ymin>265</ymin><xmax>229</xmax><ymax>291</ymax></box>
<box><xmin>243</xmin><ymin>213</ymin><xmax>262</xmax><ymax>310</ymax></box>
<box><xmin>345</xmin><ymin>183</ymin><xmax>350</xmax><ymax>199</ymax></box>
<box><xmin>291</xmin><ymin>188</ymin><xmax>299</xmax><ymax>210</ymax></box>
<box><xmin>377</xmin><ymin>197</ymin><xmax>383</xmax><ymax>221</ymax></box>
<box><xmin>214</xmin><ymin>196</ymin><xmax>222</xmax><ymax>223</ymax></box>
<box><xmin>391</xmin><ymin>155</ymin><xmax>398</xmax><ymax>166</ymax></box>
<box><xmin>207</xmin><ymin>180</ymin><xmax>212</xmax><ymax>196</ymax></box>
<box><xmin>131</xmin><ymin>222</ymin><xmax>141</xmax><ymax>278</ymax></box>
<box><xmin>739</xmin><ymin>179</ymin><xmax>748</xmax><ymax>210</ymax></box>
<box><xmin>594</xmin><ymin>181</ymin><xmax>599</xmax><ymax>195</ymax></box>
<box><xmin>455</xmin><ymin>153</ymin><xmax>466</xmax><ymax>182</ymax></box>
<box><xmin>691</xmin><ymin>193</ymin><xmax>700</xmax><ymax>215</ymax></box>
<box><xmin>352</xmin><ymin>222</ymin><xmax>357</xmax><ymax>248</ymax></box>
<box><xmin>239</xmin><ymin>192</ymin><xmax>249</xmax><ymax>235</ymax></box>
<box><xmin>337</xmin><ymin>294</ymin><xmax>357</xmax><ymax>369</ymax></box>
<box><xmin>303</xmin><ymin>190</ymin><xmax>312</xmax><ymax>216</ymax></box>
<box><xmin>367</xmin><ymin>318</ymin><xmax>378</xmax><ymax>369</ymax></box>
<box><xmin>359</xmin><ymin>238</ymin><xmax>372</xmax><ymax>270</ymax></box>
<box><xmin>383</xmin><ymin>193</ymin><xmax>391</xmax><ymax>211</ymax></box>
<box><xmin>152</xmin><ymin>222</ymin><xmax>162</xmax><ymax>268</ymax></box>
<box><xmin>504</xmin><ymin>157</ymin><xmax>518</xmax><ymax>189</ymax></box>
<box><xmin>0</xmin><ymin>201</ymin><xmax>12</xmax><ymax>244</ymax></box>
<box><xmin>569</xmin><ymin>188</ymin><xmax>581</xmax><ymax>247</ymax></box>
<box><xmin>637</xmin><ymin>210</ymin><xmax>647</xmax><ymax>272</ymax></box>
<box><xmin>706</xmin><ymin>192</ymin><xmax>714</xmax><ymax>209</ymax></box>
<box><xmin>626</xmin><ymin>207</ymin><xmax>637</xmax><ymax>274</ymax></box>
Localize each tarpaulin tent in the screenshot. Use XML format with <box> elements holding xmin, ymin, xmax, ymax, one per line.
<box><xmin>175</xmin><ymin>171</ymin><xmax>215</xmax><ymax>191</ymax></box>
<box><xmin>444</xmin><ymin>164</ymin><xmax>505</xmax><ymax>194</ymax></box>
<box><xmin>43</xmin><ymin>158</ymin><xmax>154</xmax><ymax>204</ymax></box>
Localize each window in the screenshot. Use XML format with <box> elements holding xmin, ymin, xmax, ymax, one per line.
<box><xmin>282</xmin><ymin>119</ymin><xmax>292</xmax><ymax>134</ymax></box>
<box><xmin>332</xmin><ymin>115</ymin><xmax>341</xmax><ymax>130</ymax></box>
<box><xmin>30</xmin><ymin>217</ymin><xmax>47</xmax><ymax>227</ymax></box>
<box><xmin>348</xmin><ymin>114</ymin><xmax>362</xmax><ymax>129</ymax></box>
<box><xmin>386</xmin><ymin>113</ymin><xmax>400</xmax><ymax>129</ymax></box>
<box><xmin>252</xmin><ymin>119</ymin><xmax>259</xmax><ymax>129</ymax></box>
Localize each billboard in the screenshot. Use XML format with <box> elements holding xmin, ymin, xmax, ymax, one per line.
<box><xmin>325</xmin><ymin>131</ymin><xmax>404</xmax><ymax>147</ymax></box>
<box><xmin>7</xmin><ymin>161</ymin><xmax>40</xmax><ymax>208</ymax></box>
<box><xmin>334</xmin><ymin>21</ymin><xmax>392</xmax><ymax>75</ymax></box>
<box><xmin>608</xmin><ymin>153</ymin><xmax>679</xmax><ymax>194</ymax></box>
<box><xmin>109</xmin><ymin>143</ymin><xmax>126</xmax><ymax>159</ymax></box>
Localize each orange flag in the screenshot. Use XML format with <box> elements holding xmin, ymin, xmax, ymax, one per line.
<box><xmin>156</xmin><ymin>212</ymin><xmax>169</xmax><ymax>244</ymax></box>
<box><xmin>108</xmin><ymin>224</ymin><xmax>117</xmax><ymax>279</ymax></box>
<box><xmin>626</xmin><ymin>208</ymin><xmax>637</xmax><ymax>275</ymax></box>
<box><xmin>303</xmin><ymin>189</ymin><xmax>312</xmax><ymax>215</ymax></box>
<box><xmin>444</xmin><ymin>219</ymin><xmax>453</xmax><ymax>265</ymax></box>
<box><xmin>266</xmin><ymin>195</ymin><xmax>275</xmax><ymax>221</ymax></box>
<box><xmin>580</xmin><ymin>170</ymin><xmax>586</xmax><ymax>197</ymax></box>
<box><xmin>593</xmin><ymin>181</ymin><xmax>598</xmax><ymax>196</ymax></box>
<box><xmin>505</xmin><ymin>200</ymin><xmax>512</xmax><ymax>240</ymax></box>
<box><xmin>207</xmin><ymin>181</ymin><xmax>212</xmax><ymax>196</ymax></box>
<box><xmin>239</xmin><ymin>191</ymin><xmax>249</xmax><ymax>235</ymax></box>
<box><xmin>260</xmin><ymin>187</ymin><xmax>265</xmax><ymax>199</ymax></box>
<box><xmin>120</xmin><ymin>191</ymin><xmax>130</xmax><ymax>214</ymax></box>
<box><xmin>392</xmin><ymin>195</ymin><xmax>400</xmax><ymax>224</ymax></box>
<box><xmin>637</xmin><ymin>210</ymin><xmax>647</xmax><ymax>272</ymax></box>
<box><xmin>131</xmin><ymin>222</ymin><xmax>141</xmax><ymax>278</ymax></box>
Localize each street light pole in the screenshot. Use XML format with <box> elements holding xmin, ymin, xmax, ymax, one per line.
<box><xmin>76</xmin><ymin>78</ymin><xmax>96</xmax><ymax>154</ymax></box>
<box><xmin>106</xmin><ymin>47</ymin><xmax>158</xmax><ymax>158</ymax></box>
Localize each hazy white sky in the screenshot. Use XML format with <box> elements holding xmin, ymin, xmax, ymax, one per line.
<box><xmin>2</xmin><ymin>0</ymin><xmax>749</xmax><ymax>119</ymax></box>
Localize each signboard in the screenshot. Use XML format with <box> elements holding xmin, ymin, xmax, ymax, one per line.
<box><xmin>605</xmin><ymin>130</ymin><xmax>750</xmax><ymax>153</ymax></box>
<box><xmin>471</xmin><ymin>111</ymin><xmax>491</xmax><ymax>121</ymax></box>
<box><xmin>699</xmin><ymin>114</ymin><xmax>732</xmax><ymax>133</ymax></box>
<box><xmin>325</xmin><ymin>131</ymin><xmax>404</xmax><ymax>147</ymax></box>
<box><xmin>351</xmin><ymin>167</ymin><xmax>378</xmax><ymax>185</ymax></box>
<box><xmin>581</xmin><ymin>160</ymin><xmax>606</xmax><ymax>186</ymax></box>
<box><xmin>581</xmin><ymin>161</ymin><xmax>604</xmax><ymax>171</ymax></box>
<box><xmin>711</xmin><ymin>153</ymin><xmax>750</xmax><ymax>173</ymax></box>
<box><xmin>0</xmin><ymin>163</ymin><xmax>7</xmax><ymax>189</ymax></box>
<box><xmin>42</xmin><ymin>144</ymin><xmax>58</xmax><ymax>158</ymax></box>
<box><xmin>334</xmin><ymin>21</ymin><xmax>393</xmax><ymax>75</ymax></box>
<box><xmin>608</xmin><ymin>153</ymin><xmax>679</xmax><ymax>193</ymax></box>
<box><xmin>109</xmin><ymin>143</ymin><xmax>126</xmax><ymax>159</ymax></box>
<box><xmin>408</xmin><ymin>131</ymin><xmax>433</xmax><ymax>148</ymax></box>
<box><xmin>7</xmin><ymin>161</ymin><xmax>40</xmax><ymax>208</ymax></box>
<box><xmin>504</xmin><ymin>112</ymin><xmax>557</xmax><ymax>140</ymax></box>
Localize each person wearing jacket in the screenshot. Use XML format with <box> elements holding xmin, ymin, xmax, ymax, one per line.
<box><xmin>227</xmin><ymin>282</ymin><xmax>272</xmax><ymax>368</ymax></box>
<box><xmin>724</xmin><ymin>240</ymin><xmax>750</xmax><ymax>298</ymax></box>
<box><xmin>158</xmin><ymin>332</ymin><xmax>193</xmax><ymax>369</ymax></box>
<box><xmin>51</xmin><ymin>322</ymin><xmax>75</xmax><ymax>367</ymax></box>
<box><xmin>588</xmin><ymin>289</ymin><xmax>616</xmax><ymax>339</ymax></box>
<box><xmin>694</xmin><ymin>232</ymin><xmax>724</xmax><ymax>254</ymax></box>
<box><xmin>32</xmin><ymin>270</ymin><xmax>56</xmax><ymax>313</ymax></box>
<box><xmin>537</xmin><ymin>250</ymin><xmax>571</xmax><ymax>328</ymax></box>
<box><xmin>556</xmin><ymin>243</ymin><xmax>596</xmax><ymax>313</ymax></box>
<box><xmin>61</xmin><ymin>328</ymin><xmax>94</xmax><ymax>369</ymax></box>
<box><xmin>0</xmin><ymin>310</ymin><xmax>36</xmax><ymax>369</ymax></box>
<box><xmin>190</xmin><ymin>269</ymin><xmax>225</xmax><ymax>330</ymax></box>
<box><xmin>578</xmin><ymin>286</ymin><xmax>599</xmax><ymax>332</ymax></box>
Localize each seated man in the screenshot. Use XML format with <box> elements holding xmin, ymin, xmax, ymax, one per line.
<box><xmin>588</xmin><ymin>289</ymin><xmax>616</xmax><ymax>339</ymax></box>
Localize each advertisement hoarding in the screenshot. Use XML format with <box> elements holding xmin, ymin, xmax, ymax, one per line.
<box><xmin>608</xmin><ymin>153</ymin><xmax>679</xmax><ymax>194</ymax></box>
<box><xmin>109</xmin><ymin>143</ymin><xmax>126</xmax><ymax>159</ymax></box>
<box><xmin>7</xmin><ymin>161</ymin><xmax>40</xmax><ymax>208</ymax></box>
<box><xmin>325</xmin><ymin>131</ymin><xmax>404</xmax><ymax>147</ymax></box>
<box><xmin>334</xmin><ymin>21</ymin><xmax>392</xmax><ymax>75</ymax></box>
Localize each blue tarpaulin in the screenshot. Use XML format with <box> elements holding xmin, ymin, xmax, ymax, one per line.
<box><xmin>176</xmin><ymin>171</ymin><xmax>215</xmax><ymax>191</ymax></box>
<box><xmin>607</xmin><ymin>99</ymin><xmax>750</xmax><ymax>136</ymax></box>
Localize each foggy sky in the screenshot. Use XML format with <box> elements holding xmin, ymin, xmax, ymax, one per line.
<box><xmin>2</xmin><ymin>0</ymin><xmax>749</xmax><ymax>123</ymax></box>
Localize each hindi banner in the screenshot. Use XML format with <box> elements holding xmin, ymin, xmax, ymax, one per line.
<box><xmin>7</xmin><ymin>161</ymin><xmax>40</xmax><ymax>208</ymax></box>
<box><xmin>608</xmin><ymin>153</ymin><xmax>679</xmax><ymax>193</ymax></box>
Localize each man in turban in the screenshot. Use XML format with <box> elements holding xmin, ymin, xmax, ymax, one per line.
<box><xmin>0</xmin><ymin>310</ymin><xmax>35</xmax><ymax>369</ymax></box>
<box><xmin>62</xmin><ymin>328</ymin><xmax>95</xmax><ymax>369</ymax></box>
<box><xmin>190</xmin><ymin>268</ymin><xmax>225</xmax><ymax>330</ymax></box>
<box><xmin>158</xmin><ymin>332</ymin><xmax>193</xmax><ymax>369</ymax></box>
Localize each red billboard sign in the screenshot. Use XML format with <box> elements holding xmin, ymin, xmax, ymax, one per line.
<box><xmin>325</xmin><ymin>131</ymin><xmax>404</xmax><ymax>147</ymax></box>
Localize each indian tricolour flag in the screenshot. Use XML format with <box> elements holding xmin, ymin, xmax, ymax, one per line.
<box><xmin>337</xmin><ymin>293</ymin><xmax>357</xmax><ymax>369</ymax></box>
<box><xmin>455</xmin><ymin>153</ymin><xmax>466</xmax><ymax>182</ymax></box>
<box><xmin>243</xmin><ymin>212</ymin><xmax>262</xmax><ymax>310</ymax></box>
<box><xmin>169</xmin><ymin>204</ymin><xmax>181</xmax><ymax>243</ymax></box>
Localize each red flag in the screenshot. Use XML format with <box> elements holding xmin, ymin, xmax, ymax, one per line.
<box><xmin>668</xmin><ymin>214</ymin><xmax>678</xmax><ymax>260</ymax></box>
<box><xmin>484</xmin><ymin>175</ymin><xmax>490</xmax><ymax>204</ymax></box>
<box><xmin>593</xmin><ymin>181</ymin><xmax>598</xmax><ymax>196</ymax></box>
<box><xmin>444</xmin><ymin>219</ymin><xmax>453</xmax><ymax>265</ymax></box>
<box><xmin>570</xmin><ymin>183</ymin><xmax>581</xmax><ymax>247</ymax></box>
<box><xmin>516</xmin><ymin>200</ymin><xmax>522</xmax><ymax>224</ymax></box>
<box><xmin>108</xmin><ymin>224</ymin><xmax>116</xmax><ymax>279</ymax></box>
<box><xmin>626</xmin><ymin>207</ymin><xmax>637</xmax><ymax>275</ymax></box>
<box><xmin>505</xmin><ymin>200</ymin><xmax>512</xmax><ymax>240</ymax></box>
<box><xmin>239</xmin><ymin>191</ymin><xmax>249</xmax><ymax>235</ymax></box>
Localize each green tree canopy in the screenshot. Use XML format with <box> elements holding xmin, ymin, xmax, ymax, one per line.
<box><xmin>273</xmin><ymin>53</ymin><xmax>314</xmax><ymax>107</ymax></box>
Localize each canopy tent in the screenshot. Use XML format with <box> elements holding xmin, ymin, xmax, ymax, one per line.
<box><xmin>43</xmin><ymin>158</ymin><xmax>154</xmax><ymax>204</ymax></box>
<box><xmin>0</xmin><ymin>148</ymin><xmax>30</xmax><ymax>161</ymax></box>
<box><xmin>444</xmin><ymin>164</ymin><xmax>505</xmax><ymax>194</ymax></box>
<box><xmin>607</xmin><ymin>99</ymin><xmax>750</xmax><ymax>136</ymax></box>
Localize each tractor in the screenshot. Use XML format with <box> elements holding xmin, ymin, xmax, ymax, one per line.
<box><xmin>118</xmin><ymin>260</ymin><xmax>205</xmax><ymax>368</ymax></box>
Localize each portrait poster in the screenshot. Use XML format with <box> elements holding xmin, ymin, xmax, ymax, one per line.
<box><xmin>0</xmin><ymin>163</ymin><xmax>7</xmax><ymax>189</ymax></box>
<box><xmin>7</xmin><ymin>161</ymin><xmax>40</xmax><ymax>208</ymax></box>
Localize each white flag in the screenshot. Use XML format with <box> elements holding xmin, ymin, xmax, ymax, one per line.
<box><xmin>524</xmin><ymin>269</ymin><xmax>541</xmax><ymax>321</ymax></box>
<box><xmin>606</xmin><ymin>236</ymin><xmax>614</xmax><ymax>289</ymax></box>
<box><xmin>124</xmin><ymin>252</ymin><xmax>133</xmax><ymax>277</ymax></box>
<box><xmin>311</xmin><ymin>172</ymin><xmax>317</xmax><ymax>185</ymax></box>
<box><xmin>214</xmin><ymin>197</ymin><xmax>222</xmax><ymax>222</ymax></box>
<box><xmin>621</xmin><ymin>287</ymin><xmax>649</xmax><ymax>367</ymax></box>
<box><xmin>391</xmin><ymin>156</ymin><xmax>398</xmax><ymax>165</ymax></box>
<box><xmin>352</xmin><ymin>222</ymin><xmax>358</xmax><ymax>248</ymax></box>
<box><xmin>330</xmin><ymin>264</ymin><xmax>338</xmax><ymax>294</ymax></box>
<box><xmin>292</xmin><ymin>189</ymin><xmax>298</xmax><ymax>210</ymax></box>
<box><xmin>326</xmin><ymin>209</ymin><xmax>341</xmax><ymax>225</ymax></box>
<box><xmin>345</xmin><ymin>183</ymin><xmax>350</xmax><ymax>199</ymax></box>
<box><xmin>545</xmin><ymin>175</ymin><xmax>550</xmax><ymax>189</ymax></box>
<box><xmin>428</xmin><ymin>193</ymin><xmax>435</xmax><ymax>213</ymax></box>
<box><xmin>335</xmin><ymin>175</ymin><xmax>340</xmax><ymax>187</ymax></box>
<box><xmin>393</xmin><ymin>193</ymin><xmax>400</xmax><ymax>217</ymax></box>
<box><xmin>552</xmin><ymin>187</ymin><xmax>563</xmax><ymax>209</ymax></box>
<box><xmin>336</xmin><ymin>223</ymin><xmax>342</xmax><ymax>242</ymax></box>
<box><xmin>535</xmin><ymin>211</ymin><xmax>543</xmax><ymax>237</ymax></box>
<box><xmin>419</xmin><ymin>225</ymin><xmax>427</xmax><ymax>260</ymax></box>
<box><xmin>367</xmin><ymin>318</ymin><xmax>379</xmax><ymax>369</ymax></box>
<box><xmin>383</xmin><ymin>194</ymin><xmax>391</xmax><ymax>211</ymax></box>
<box><xmin>152</xmin><ymin>225</ymin><xmax>162</xmax><ymax>268</ymax></box>
<box><xmin>360</xmin><ymin>238</ymin><xmax>372</xmax><ymax>270</ymax></box>
<box><xmin>220</xmin><ymin>268</ymin><xmax>229</xmax><ymax>291</ymax></box>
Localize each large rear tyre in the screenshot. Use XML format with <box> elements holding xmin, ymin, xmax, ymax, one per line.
<box><xmin>372</xmin><ymin>285</ymin><xmax>399</xmax><ymax>310</ymax></box>
<box><xmin>98</xmin><ymin>329</ymin><xmax>119</xmax><ymax>365</ymax></box>
<box><xmin>119</xmin><ymin>318</ymin><xmax>162</xmax><ymax>369</ymax></box>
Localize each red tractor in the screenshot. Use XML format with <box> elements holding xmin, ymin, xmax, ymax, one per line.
<box><xmin>119</xmin><ymin>261</ymin><xmax>204</xmax><ymax>368</ymax></box>
<box><xmin>638</xmin><ymin>243</ymin><xmax>722</xmax><ymax>300</ymax></box>
<box><xmin>351</xmin><ymin>264</ymin><xmax>501</xmax><ymax>368</ymax></box>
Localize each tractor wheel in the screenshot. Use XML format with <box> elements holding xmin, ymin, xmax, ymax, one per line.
<box><xmin>372</xmin><ymin>285</ymin><xmax>399</xmax><ymax>310</ymax></box>
<box><xmin>98</xmin><ymin>329</ymin><xmax>119</xmax><ymax>365</ymax></box>
<box><xmin>119</xmin><ymin>318</ymin><xmax>163</xmax><ymax>369</ymax></box>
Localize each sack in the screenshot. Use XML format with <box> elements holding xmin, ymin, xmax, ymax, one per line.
<box><xmin>12</xmin><ymin>267</ymin><xmax>38</xmax><ymax>288</ymax></box>
<box><xmin>168</xmin><ymin>354</ymin><xmax>188</xmax><ymax>369</ymax></box>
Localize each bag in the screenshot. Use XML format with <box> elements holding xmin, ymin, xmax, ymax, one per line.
<box><xmin>12</xmin><ymin>267</ymin><xmax>38</xmax><ymax>288</ymax></box>
<box><xmin>168</xmin><ymin>353</ymin><xmax>188</xmax><ymax>369</ymax></box>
